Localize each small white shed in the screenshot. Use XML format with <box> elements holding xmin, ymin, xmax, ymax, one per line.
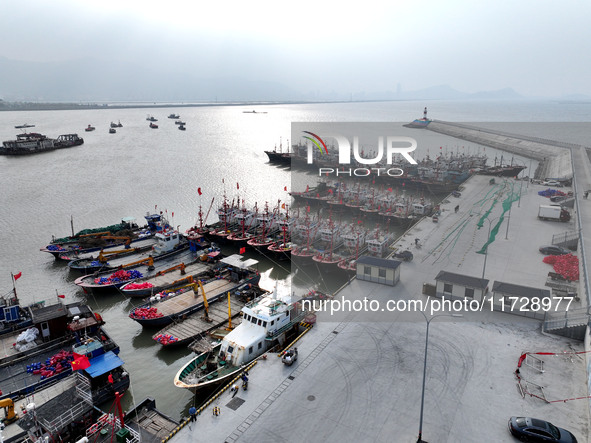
<box><xmin>356</xmin><ymin>256</ymin><xmax>401</xmax><ymax>286</ymax></box>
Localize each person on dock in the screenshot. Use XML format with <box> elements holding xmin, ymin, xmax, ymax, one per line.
<box><xmin>189</xmin><ymin>406</ymin><xmax>197</xmax><ymax>422</ymax></box>
<box><xmin>213</xmin><ymin>406</ymin><xmax>220</xmax><ymax>416</ymax></box>
<box><xmin>231</xmin><ymin>384</ymin><xmax>239</xmax><ymax>398</ymax></box>
<box><xmin>455</xmin><ymin>205</ymin><xmax>459</xmax><ymax>213</ymax></box>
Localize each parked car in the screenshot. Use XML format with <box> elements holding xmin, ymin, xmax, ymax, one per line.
<box><xmin>394</xmin><ymin>250</ymin><xmax>414</xmax><ymax>261</ymax></box>
<box><xmin>539</xmin><ymin>245</ymin><xmax>571</xmax><ymax>255</ymax></box>
<box><xmin>508</xmin><ymin>416</ymin><xmax>577</xmax><ymax>442</ymax></box>
<box><xmin>542</xmin><ymin>180</ymin><xmax>562</xmax><ymax>187</ymax></box>
<box><xmin>550</xmin><ymin>195</ymin><xmax>567</xmax><ymax>203</ymax></box>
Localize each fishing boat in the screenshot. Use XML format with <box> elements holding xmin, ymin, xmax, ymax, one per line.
<box><xmin>289</xmin><ymin>181</ymin><xmax>336</xmax><ymax>205</ymax></box>
<box><xmin>1</xmin><ymin>132</ymin><xmax>84</xmax><ymax>155</ymax></box>
<box><xmin>0</xmin><ymin>353</ymin><xmax>129</xmax><ymax>442</ymax></box>
<box><xmin>14</xmin><ymin>123</ymin><xmax>35</xmax><ymax>129</ymax></box>
<box><xmin>186</xmin><ymin>198</ymin><xmax>216</xmax><ymax>239</ymax></box>
<box><xmin>178</xmin><ymin>124</ymin><xmax>186</xmax><ymax>130</ymax></box>
<box><xmin>207</xmin><ymin>194</ymin><xmax>239</xmax><ymax>244</ymax></box>
<box><xmin>311</xmin><ymin>219</ymin><xmax>345</xmax><ymax>273</ymax></box>
<box><xmin>290</xmin><ymin>213</ymin><xmax>320</xmax><ymax>267</ymax></box>
<box><xmin>366</xmin><ymin>228</ymin><xmax>394</xmax><ymax>258</ymax></box>
<box><xmin>477</xmin><ymin>155</ymin><xmax>527</xmax><ymax>177</ymax></box>
<box><xmin>246</xmin><ymin>202</ymin><xmax>279</xmax><ymax>251</ymax></box>
<box><xmin>168</xmin><ymin>114</ymin><xmax>180</xmax><ymax>119</ymax></box>
<box><xmin>0</xmin><ymin>304</ymin><xmax>120</xmax><ymax>400</ymax></box>
<box><xmin>65</xmin><ymin>237</ymin><xmax>159</xmax><ymax>272</ymax></box>
<box><xmin>152</xmin><ymin>284</ymin><xmax>262</xmax><ymax>348</ymax></box>
<box><xmin>119</xmin><ymin>246</ymin><xmax>220</xmax><ymax>297</ymax></box>
<box><xmin>129</xmin><ymin>255</ymin><xmax>260</xmax><ymax>327</ymax></box>
<box><xmin>0</xmin><ymin>301</ymin><xmax>105</xmax><ymax>366</ymax></box>
<box><xmin>85</xmin><ymin>124</ymin><xmax>95</xmax><ymax>132</ymax></box>
<box><xmin>264</xmin><ymin>139</ymin><xmax>290</xmax><ymax>164</ymax></box>
<box><xmin>267</xmin><ymin>206</ymin><xmax>294</xmax><ymax>261</ymax></box>
<box><xmin>173</xmin><ymin>287</ymin><xmax>306</xmax><ymax>394</ymax></box>
<box><xmin>146</xmin><ymin>115</ymin><xmax>158</xmax><ymax>121</ymax></box>
<box><xmin>41</xmin><ymin>213</ymin><xmax>163</xmax><ymax>260</ymax></box>
<box><xmin>227</xmin><ymin>203</ymin><xmax>258</xmax><ymax>246</ymax></box>
<box><xmin>109</xmin><ymin>128</ymin><xmax>116</xmax><ymax>134</ymax></box>
<box><xmin>122</xmin><ymin>397</ymin><xmax>179</xmax><ymax>442</ymax></box>
<box><xmin>73</xmin><ymin>229</ymin><xmax>192</xmax><ymax>294</ymax></box>
<box><xmin>149</xmin><ymin>122</ymin><xmax>158</xmax><ymax>129</ymax></box>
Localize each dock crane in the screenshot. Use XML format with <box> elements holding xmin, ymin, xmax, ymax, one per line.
<box><xmin>0</xmin><ymin>398</ymin><xmax>18</xmax><ymax>424</ymax></box>
<box><xmin>197</xmin><ymin>280</ymin><xmax>213</xmax><ymax>323</ymax></box>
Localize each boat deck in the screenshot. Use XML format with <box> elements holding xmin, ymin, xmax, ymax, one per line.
<box><xmin>0</xmin><ymin>345</ymin><xmax>74</xmax><ymax>399</ymax></box>
<box><xmin>155</xmin><ymin>279</ymin><xmax>237</xmax><ymax>317</ymax></box>
<box><xmin>64</xmin><ymin>237</ymin><xmax>156</xmax><ymax>261</ymax></box>
<box><xmin>153</xmin><ymin>293</ymin><xmax>246</xmax><ymax>345</ymax></box>
<box><xmin>130</xmin><ymin>408</ymin><xmax>180</xmax><ymax>443</ymax></box>
<box><xmin>126</xmin><ymin>261</ymin><xmax>211</xmax><ymax>294</ymax></box>
<box><xmin>2</xmin><ymin>376</ymin><xmax>86</xmax><ymax>441</ymax></box>
<box><xmin>77</xmin><ymin>249</ymin><xmax>196</xmax><ymax>289</ymax></box>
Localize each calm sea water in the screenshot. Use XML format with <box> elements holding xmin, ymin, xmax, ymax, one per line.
<box><xmin>0</xmin><ymin>99</ymin><xmax>590</xmax><ymax>419</ymax></box>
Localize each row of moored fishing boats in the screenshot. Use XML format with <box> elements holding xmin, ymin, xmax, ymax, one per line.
<box><xmin>36</xmin><ymin>210</ymin><xmax>320</xmax><ymax>404</ymax></box>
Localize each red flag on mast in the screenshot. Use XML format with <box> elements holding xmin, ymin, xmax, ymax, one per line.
<box><xmin>13</xmin><ymin>272</ymin><xmax>22</xmax><ymax>281</ymax></box>
<box><xmin>237</xmin><ymin>182</ymin><xmax>240</xmax><ymax>190</ymax></box>
<box><xmin>198</xmin><ymin>188</ymin><xmax>202</xmax><ymax>196</ymax></box>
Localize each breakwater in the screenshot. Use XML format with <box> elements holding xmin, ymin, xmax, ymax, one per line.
<box><xmin>426</xmin><ymin>120</ymin><xmax>577</xmax><ymax>179</ymax></box>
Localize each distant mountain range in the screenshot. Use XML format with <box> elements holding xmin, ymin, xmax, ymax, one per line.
<box><xmin>348</xmin><ymin>85</ymin><xmax>524</xmax><ymax>101</ymax></box>
<box><xmin>0</xmin><ymin>56</ymin><xmax>588</xmax><ymax>103</ymax></box>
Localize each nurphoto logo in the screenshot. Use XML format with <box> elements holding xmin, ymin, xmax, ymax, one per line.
<box><xmin>293</xmin><ymin>123</ymin><xmax>419</xmax><ymax>177</ymax></box>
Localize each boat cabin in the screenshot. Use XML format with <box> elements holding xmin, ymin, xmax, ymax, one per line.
<box><xmin>218</xmin><ymin>291</ymin><xmax>292</xmax><ymax>367</ymax></box>
<box><xmin>152</xmin><ymin>230</ymin><xmax>181</xmax><ymax>255</ymax></box>
<box><xmin>412</xmin><ymin>202</ymin><xmax>432</xmax><ymax>216</ymax></box>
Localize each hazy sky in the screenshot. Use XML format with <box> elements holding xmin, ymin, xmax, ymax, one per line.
<box><xmin>2</xmin><ymin>0</ymin><xmax>590</xmax><ymax>98</ymax></box>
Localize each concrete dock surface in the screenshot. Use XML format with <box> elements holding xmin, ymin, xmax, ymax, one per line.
<box><xmin>168</xmin><ymin>123</ymin><xmax>591</xmax><ymax>443</ymax></box>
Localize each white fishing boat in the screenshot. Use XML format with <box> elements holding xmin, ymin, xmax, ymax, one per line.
<box><xmin>174</xmin><ymin>288</ymin><xmax>305</xmax><ymax>394</ymax></box>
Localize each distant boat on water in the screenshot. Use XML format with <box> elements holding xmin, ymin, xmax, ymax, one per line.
<box><xmin>14</xmin><ymin>123</ymin><xmax>35</xmax><ymax>129</ymax></box>
<box><xmin>242</xmin><ymin>110</ymin><xmax>267</xmax><ymax>114</ymax></box>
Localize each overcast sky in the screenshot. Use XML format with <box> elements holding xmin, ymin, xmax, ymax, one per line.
<box><xmin>2</xmin><ymin>0</ymin><xmax>590</xmax><ymax>98</ymax></box>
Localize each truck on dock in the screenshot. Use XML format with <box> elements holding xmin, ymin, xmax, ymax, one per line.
<box><xmin>538</xmin><ymin>205</ymin><xmax>571</xmax><ymax>222</ymax></box>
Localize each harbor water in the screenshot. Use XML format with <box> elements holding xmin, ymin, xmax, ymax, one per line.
<box><xmin>1</xmin><ymin>100</ymin><xmax>590</xmax><ymax>420</ymax></box>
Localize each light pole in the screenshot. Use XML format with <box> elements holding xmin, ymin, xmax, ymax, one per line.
<box><xmin>480</xmin><ymin>217</ymin><xmax>499</xmax><ymax>279</ymax></box>
<box><xmin>513</xmin><ymin>159</ymin><xmax>526</xmax><ymax>208</ymax></box>
<box><xmin>417</xmin><ymin>312</ymin><xmax>463</xmax><ymax>443</ymax></box>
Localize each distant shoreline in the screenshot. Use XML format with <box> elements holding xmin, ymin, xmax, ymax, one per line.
<box><xmin>0</xmin><ymin>99</ymin><xmax>410</xmax><ymax>112</ymax></box>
